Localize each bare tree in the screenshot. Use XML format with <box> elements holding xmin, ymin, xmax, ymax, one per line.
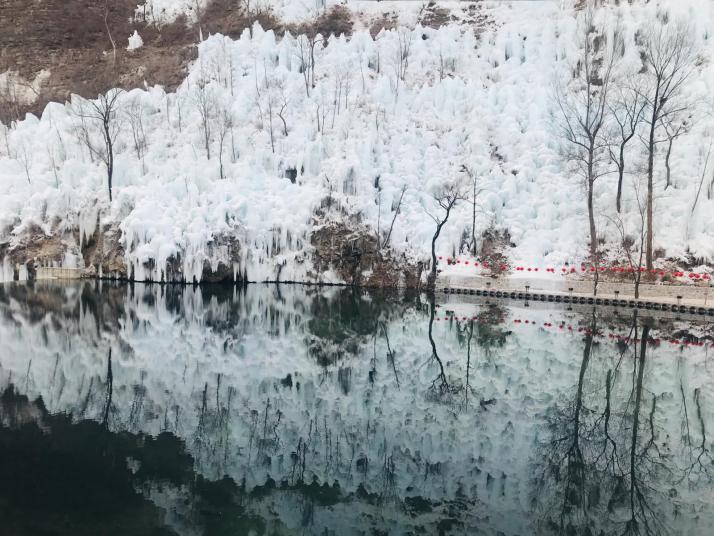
<box><xmin>14</xmin><ymin>136</ymin><xmax>32</xmax><ymax>184</ymax></box>
<box><xmin>217</xmin><ymin>104</ymin><xmax>234</xmax><ymax>180</ymax></box>
<box><xmin>606</xmin><ymin>176</ymin><xmax>647</xmax><ymax>298</ymax></box>
<box><xmin>193</xmin><ymin>78</ymin><xmax>216</xmax><ymax>160</ymax></box>
<box><xmin>392</xmin><ymin>29</ymin><xmax>412</xmax><ymax>98</ymax></box>
<box><xmin>660</xmin><ymin>115</ymin><xmax>690</xmax><ymax>190</ymax></box>
<box><xmin>46</xmin><ymin>130</ymin><xmax>66</xmax><ymax>188</ymax></box>
<box><xmin>276</xmin><ymin>82</ymin><xmax>289</xmax><ymax>137</ymax></box>
<box><xmin>608</xmin><ymin>81</ymin><xmax>646</xmax><ymax>213</ymax></box>
<box><xmin>460</xmin><ymin>164</ymin><xmax>485</xmax><ymax>256</ymax></box>
<box><xmin>295</xmin><ymin>33</ymin><xmax>321</xmax><ymax>97</ymax></box>
<box><xmin>555</xmin><ymin>7</ymin><xmax>620</xmax><ymax>282</ymax></box>
<box><xmin>192</xmin><ymin>0</ymin><xmax>206</xmax><ymax>41</ymax></box>
<box><xmin>424</xmin><ymin>185</ymin><xmax>465</xmax><ymax>290</ymax></box>
<box><xmin>639</xmin><ymin>17</ymin><xmax>697</xmax><ymax>269</ymax></box>
<box><xmin>691</xmin><ymin>136</ymin><xmax>712</xmax><ymax>213</ymax></box>
<box><xmin>72</xmin><ymin>89</ymin><xmax>123</xmax><ymax>201</ymax></box>
<box><xmin>104</xmin><ymin>0</ymin><xmax>117</xmax><ymax>68</ymax></box>
<box><xmin>254</xmin><ymin>67</ymin><xmax>275</xmax><ymax>153</ymax></box>
<box><xmin>382</xmin><ymin>185</ymin><xmax>407</xmax><ymax>251</ymax></box>
<box><xmin>0</xmin><ymin>121</ymin><xmax>11</xmax><ymax>158</ymax></box>
<box><xmin>0</xmin><ymin>75</ymin><xmax>22</xmax><ymax>124</ymax></box>
<box><xmin>255</xmin><ymin>68</ymin><xmax>290</xmax><ymax>153</ymax></box>
<box><xmin>124</xmin><ymin>96</ymin><xmax>148</xmax><ymax>173</ymax></box>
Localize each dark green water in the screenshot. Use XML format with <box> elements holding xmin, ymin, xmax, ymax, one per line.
<box><xmin>0</xmin><ymin>282</ymin><xmax>712</xmax><ymax>535</ymax></box>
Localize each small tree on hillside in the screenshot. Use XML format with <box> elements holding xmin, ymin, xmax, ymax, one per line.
<box><xmin>294</xmin><ymin>32</ymin><xmax>322</xmax><ymax>97</ymax></box>
<box><xmin>14</xmin><ymin>136</ymin><xmax>33</xmax><ymax>184</ymax></box>
<box><xmin>660</xmin><ymin>114</ymin><xmax>690</xmax><ymax>190</ymax></box>
<box><xmin>555</xmin><ymin>7</ymin><xmax>620</xmax><ymax>286</ymax></box>
<box><xmin>217</xmin><ymin>103</ymin><xmax>234</xmax><ymax>180</ymax></box>
<box><xmin>124</xmin><ymin>96</ymin><xmax>148</xmax><ymax>173</ymax></box>
<box><xmin>103</xmin><ymin>0</ymin><xmax>118</xmax><ymax>68</ymax></box>
<box><xmin>424</xmin><ymin>185</ymin><xmax>465</xmax><ymax>291</ymax></box>
<box><xmin>460</xmin><ymin>164</ymin><xmax>485</xmax><ymax>256</ymax></box>
<box><xmin>606</xmin><ymin>175</ymin><xmax>647</xmax><ymax>299</ymax></box>
<box><xmin>193</xmin><ymin>77</ymin><xmax>216</xmax><ymax>160</ymax></box>
<box><xmin>639</xmin><ymin>16</ymin><xmax>697</xmax><ymax>269</ymax></box>
<box><xmin>608</xmin><ymin>81</ymin><xmax>646</xmax><ymax>213</ymax></box>
<box><xmin>72</xmin><ymin>89</ymin><xmax>123</xmax><ymax>202</ymax></box>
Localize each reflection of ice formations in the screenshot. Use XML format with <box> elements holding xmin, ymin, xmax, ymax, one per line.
<box><xmin>0</xmin><ymin>282</ymin><xmax>712</xmax><ymax>535</ymax></box>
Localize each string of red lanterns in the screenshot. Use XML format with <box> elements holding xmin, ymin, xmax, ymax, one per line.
<box><xmin>436</xmin><ymin>256</ymin><xmax>711</xmax><ymax>281</ymax></box>
<box><xmin>434</xmin><ymin>314</ymin><xmax>711</xmax><ymax>349</ymax></box>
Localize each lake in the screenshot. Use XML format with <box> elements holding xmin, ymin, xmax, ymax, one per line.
<box><xmin>0</xmin><ymin>282</ymin><xmax>712</xmax><ymax>535</ymax></box>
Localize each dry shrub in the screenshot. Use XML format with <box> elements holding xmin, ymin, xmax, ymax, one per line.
<box><xmin>202</xmin><ymin>0</ymin><xmax>281</xmax><ymax>38</ymax></box>
<box><xmin>369</xmin><ymin>14</ymin><xmax>398</xmax><ymax>39</ymax></box>
<box><xmin>479</xmin><ymin>226</ymin><xmax>513</xmax><ymax>276</ymax></box>
<box><xmin>284</xmin><ymin>5</ymin><xmax>354</xmax><ymax>40</ymax></box>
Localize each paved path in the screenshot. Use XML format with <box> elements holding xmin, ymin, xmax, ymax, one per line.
<box><xmin>439</xmin><ymin>273</ymin><xmax>714</xmax><ymax>316</ymax></box>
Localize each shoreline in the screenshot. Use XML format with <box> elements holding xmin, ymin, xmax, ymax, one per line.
<box><xmin>5</xmin><ymin>270</ymin><xmax>714</xmax><ymax>316</ymax></box>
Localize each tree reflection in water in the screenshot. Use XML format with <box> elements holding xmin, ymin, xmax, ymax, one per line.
<box><xmin>536</xmin><ymin>309</ymin><xmax>713</xmax><ymax>536</ymax></box>
<box><xmin>0</xmin><ymin>282</ymin><xmax>711</xmax><ymax>535</ymax></box>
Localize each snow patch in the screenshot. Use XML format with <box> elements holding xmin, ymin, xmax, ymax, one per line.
<box><xmin>127</xmin><ymin>30</ymin><xmax>144</xmax><ymax>51</ymax></box>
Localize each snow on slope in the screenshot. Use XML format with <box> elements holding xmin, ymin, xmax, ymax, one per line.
<box><xmin>2</xmin><ymin>0</ymin><xmax>714</xmax><ymax>283</ymax></box>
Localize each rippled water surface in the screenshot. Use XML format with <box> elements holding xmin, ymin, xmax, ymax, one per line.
<box><xmin>0</xmin><ymin>282</ymin><xmax>712</xmax><ymax>535</ymax></box>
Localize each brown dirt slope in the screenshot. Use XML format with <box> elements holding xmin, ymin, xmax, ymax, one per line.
<box><xmin>0</xmin><ymin>0</ymin><xmax>288</xmax><ymax>123</ymax></box>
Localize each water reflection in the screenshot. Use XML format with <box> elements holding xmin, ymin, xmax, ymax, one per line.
<box><xmin>0</xmin><ymin>282</ymin><xmax>712</xmax><ymax>535</ymax></box>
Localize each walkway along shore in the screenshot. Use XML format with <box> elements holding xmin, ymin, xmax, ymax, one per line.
<box><xmin>439</xmin><ymin>273</ymin><xmax>714</xmax><ymax>316</ymax></box>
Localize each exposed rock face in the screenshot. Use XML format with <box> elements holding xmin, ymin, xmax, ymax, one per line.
<box><xmin>201</xmin><ymin>234</ymin><xmax>243</xmax><ymax>283</ymax></box>
<box><xmin>1</xmin><ymin>228</ymin><xmax>71</xmax><ymax>280</ymax></box>
<box><xmin>2</xmin><ymin>217</ymin><xmax>418</xmax><ymax>288</ymax></box>
<box><xmin>81</xmin><ymin>224</ymin><xmax>128</xmax><ymax>279</ymax></box>
<box><xmin>310</xmin><ymin>218</ymin><xmax>421</xmax><ymax>289</ymax></box>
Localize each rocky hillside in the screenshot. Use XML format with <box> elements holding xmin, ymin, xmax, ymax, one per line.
<box><xmin>1</xmin><ymin>0</ymin><xmax>713</xmax><ymax>286</ymax></box>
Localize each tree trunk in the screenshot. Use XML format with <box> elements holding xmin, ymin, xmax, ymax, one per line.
<box><xmin>204</xmin><ymin>126</ymin><xmax>211</xmax><ymax>160</ymax></box>
<box><xmin>428</xmin><ymin>223</ymin><xmax>443</xmax><ymax>291</ymax></box>
<box><xmin>645</xmin><ymin>90</ymin><xmax>659</xmax><ymax>271</ymax></box>
<box><xmin>472</xmin><ymin>179</ymin><xmax>477</xmax><ymax>256</ymax></box>
<box><xmin>664</xmin><ymin>135</ymin><xmax>674</xmax><ymax>190</ymax></box>
<box><xmin>616</xmin><ymin>142</ymin><xmax>626</xmax><ymax>213</ymax></box>
<box><xmin>104</xmin><ymin>117</ymin><xmax>113</xmax><ymax>202</ymax></box>
<box><xmin>628</xmin><ymin>324</ymin><xmax>649</xmax><ymax>526</ymax></box>
<box><xmin>587</xmin><ymin>182</ymin><xmax>596</xmax><ymax>261</ymax></box>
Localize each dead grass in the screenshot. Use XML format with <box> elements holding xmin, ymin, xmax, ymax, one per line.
<box><xmin>369</xmin><ymin>13</ymin><xmax>399</xmax><ymax>39</ymax></box>
<box><xmin>283</xmin><ymin>5</ymin><xmax>354</xmax><ymax>40</ymax></box>
<box><xmin>0</xmin><ymin>0</ymin><xmax>288</xmax><ymax>122</ymax></box>
<box><xmin>0</xmin><ymin>1</ymin><xmax>359</xmax><ymax>122</ymax></box>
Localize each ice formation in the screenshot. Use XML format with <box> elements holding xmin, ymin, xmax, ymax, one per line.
<box><xmin>1</xmin><ymin>1</ymin><xmax>714</xmax><ymax>283</ymax></box>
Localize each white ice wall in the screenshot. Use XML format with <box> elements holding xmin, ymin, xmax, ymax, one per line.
<box><xmin>1</xmin><ymin>1</ymin><xmax>713</xmax><ymax>282</ymax></box>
